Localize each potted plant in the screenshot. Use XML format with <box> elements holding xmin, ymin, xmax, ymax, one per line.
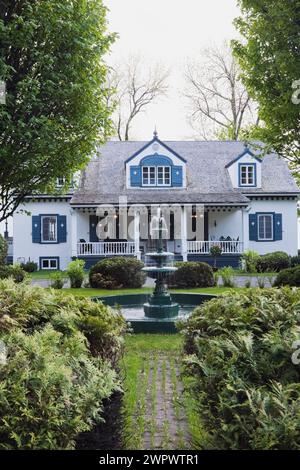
<box><xmin>210</xmin><ymin>245</ymin><xmax>222</xmax><ymax>271</ymax></box>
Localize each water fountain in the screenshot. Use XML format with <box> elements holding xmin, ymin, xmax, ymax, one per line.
<box><xmin>94</xmin><ymin>208</ymin><xmax>216</xmax><ymax>332</ymax></box>
<box><xmin>142</xmin><ymin>209</ymin><xmax>179</xmax><ymax>318</ymax></box>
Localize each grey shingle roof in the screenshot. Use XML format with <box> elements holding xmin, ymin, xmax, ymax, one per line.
<box><xmin>71</xmin><ymin>140</ymin><xmax>299</xmax><ymax>205</ymax></box>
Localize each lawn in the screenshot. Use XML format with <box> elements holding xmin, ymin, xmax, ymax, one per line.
<box><xmin>61</xmin><ymin>286</ymin><xmax>240</xmax><ymax>297</ymax></box>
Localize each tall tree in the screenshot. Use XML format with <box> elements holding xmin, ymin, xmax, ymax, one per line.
<box><xmin>107</xmin><ymin>56</ymin><xmax>169</xmax><ymax>141</ymax></box>
<box><xmin>184</xmin><ymin>44</ymin><xmax>258</xmax><ymax>140</ymax></box>
<box><xmin>232</xmin><ymin>0</ymin><xmax>300</xmax><ymax>161</ymax></box>
<box><xmin>0</xmin><ymin>0</ymin><xmax>115</xmax><ymax>222</ymax></box>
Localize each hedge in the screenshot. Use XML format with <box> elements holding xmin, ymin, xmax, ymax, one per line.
<box><xmin>169</xmin><ymin>262</ymin><xmax>215</xmax><ymax>288</ymax></box>
<box><xmin>89</xmin><ymin>257</ymin><xmax>146</xmax><ymax>289</ymax></box>
<box><xmin>273</xmin><ymin>266</ymin><xmax>300</xmax><ymax>287</ymax></box>
<box><xmin>256</xmin><ymin>251</ymin><xmax>290</xmax><ymax>272</ymax></box>
<box><xmin>181</xmin><ymin>288</ymin><xmax>300</xmax><ymax>449</ymax></box>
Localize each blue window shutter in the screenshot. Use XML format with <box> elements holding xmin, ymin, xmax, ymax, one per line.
<box><xmin>57</xmin><ymin>215</ymin><xmax>67</xmax><ymax>243</ymax></box>
<box><xmin>89</xmin><ymin>215</ymin><xmax>98</xmax><ymax>242</ymax></box>
<box><xmin>249</xmin><ymin>214</ymin><xmax>257</xmax><ymax>241</ymax></box>
<box><xmin>130</xmin><ymin>166</ymin><xmax>141</xmax><ymax>187</ymax></box>
<box><xmin>32</xmin><ymin>216</ymin><xmax>41</xmax><ymax>243</ymax></box>
<box><xmin>172</xmin><ymin>166</ymin><xmax>183</xmax><ymax>187</ymax></box>
<box><xmin>274</xmin><ymin>213</ymin><xmax>282</xmax><ymax>241</ymax></box>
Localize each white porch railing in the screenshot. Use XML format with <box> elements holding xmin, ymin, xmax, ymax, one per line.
<box><xmin>187</xmin><ymin>240</ymin><xmax>244</xmax><ymax>254</ymax></box>
<box><xmin>77</xmin><ymin>241</ymin><xmax>136</xmax><ymax>256</ymax></box>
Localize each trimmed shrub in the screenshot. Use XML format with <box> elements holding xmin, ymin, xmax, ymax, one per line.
<box><xmin>89</xmin><ymin>257</ymin><xmax>146</xmax><ymax>289</ymax></box>
<box><xmin>66</xmin><ymin>259</ymin><xmax>85</xmax><ymax>288</ymax></box>
<box><xmin>256</xmin><ymin>251</ymin><xmax>290</xmax><ymax>273</ymax></box>
<box><xmin>0</xmin><ymin>279</ymin><xmax>126</xmax><ymax>449</ymax></box>
<box><xmin>181</xmin><ymin>288</ymin><xmax>300</xmax><ymax>449</ymax></box>
<box><xmin>0</xmin><ymin>264</ymin><xmax>26</xmax><ymax>283</ymax></box>
<box><xmin>169</xmin><ymin>262</ymin><xmax>215</xmax><ymax>288</ymax></box>
<box><xmin>290</xmin><ymin>255</ymin><xmax>300</xmax><ymax>268</ymax></box>
<box><xmin>241</xmin><ymin>250</ymin><xmax>259</xmax><ymax>273</ymax></box>
<box><xmin>20</xmin><ymin>260</ymin><xmax>38</xmax><ymax>273</ymax></box>
<box><xmin>0</xmin><ymin>234</ymin><xmax>8</xmax><ymax>265</ymax></box>
<box><xmin>273</xmin><ymin>265</ymin><xmax>300</xmax><ymax>287</ymax></box>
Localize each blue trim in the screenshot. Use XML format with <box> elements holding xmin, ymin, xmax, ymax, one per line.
<box><xmin>39</xmin><ymin>256</ymin><xmax>60</xmax><ymax>270</ymax></box>
<box><xmin>238</xmin><ymin>162</ymin><xmax>257</xmax><ymax>187</ymax></box>
<box><xmin>187</xmin><ymin>254</ymin><xmax>241</xmax><ymax>269</ymax></box>
<box><xmin>140</xmin><ymin>154</ymin><xmax>173</xmax><ymax>166</ymax></box>
<box><xmin>225</xmin><ymin>147</ymin><xmax>262</xmax><ymax>168</ymax></box>
<box><xmin>125</xmin><ymin>137</ymin><xmax>187</xmax><ymax>164</ymax></box>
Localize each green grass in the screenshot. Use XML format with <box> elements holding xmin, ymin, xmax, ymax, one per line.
<box><xmin>234</xmin><ymin>270</ymin><xmax>276</xmax><ymax>277</ymax></box>
<box><xmin>60</xmin><ymin>286</ymin><xmax>240</xmax><ymax>297</ymax></box>
<box><xmin>29</xmin><ymin>270</ymin><xmax>69</xmax><ymax>280</ymax></box>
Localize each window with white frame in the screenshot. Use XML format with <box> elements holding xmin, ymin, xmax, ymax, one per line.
<box><xmin>56</xmin><ymin>177</ymin><xmax>66</xmax><ymax>188</ymax></box>
<box><xmin>41</xmin><ymin>216</ymin><xmax>57</xmax><ymax>242</ymax></box>
<box><xmin>258</xmin><ymin>214</ymin><xmax>273</xmax><ymax>240</ymax></box>
<box><xmin>240</xmin><ymin>164</ymin><xmax>255</xmax><ymax>186</ymax></box>
<box><xmin>142</xmin><ymin>166</ymin><xmax>171</xmax><ymax>186</ymax></box>
<box><xmin>40</xmin><ymin>258</ymin><xmax>59</xmax><ymax>270</ymax></box>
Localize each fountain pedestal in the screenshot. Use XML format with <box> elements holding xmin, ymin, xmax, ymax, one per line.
<box><xmin>143</xmin><ymin>272</ymin><xmax>179</xmax><ymax>318</ymax></box>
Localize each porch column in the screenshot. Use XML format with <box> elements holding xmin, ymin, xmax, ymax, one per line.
<box><xmin>71</xmin><ymin>209</ymin><xmax>78</xmax><ymax>258</ymax></box>
<box><xmin>181</xmin><ymin>206</ymin><xmax>188</xmax><ymax>261</ymax></box>
<box><xmin>134</xmin><ymin>210</ymin><xmax>141</xmax><ymax>260</ymax></box>
<box><xmin>242</xmin><ymin>208</ymin><xmax>249</xmax><ymax>252</ymax></box>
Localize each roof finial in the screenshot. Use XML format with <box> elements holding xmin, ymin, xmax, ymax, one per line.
<box><xmin>153</xmin><ymin>126</ymin><xmax>158</xmax><ymax>139</ymax></box>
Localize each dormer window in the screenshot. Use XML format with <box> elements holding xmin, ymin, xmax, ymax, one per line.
<box><xmin>56</xmin><ymin>177</ymin><xmax>66</xmax><ymax>188</ymax></box>
<box><xmin>142</xmin><ymin>166</ymin><xmax>171</xmax><ymax>187</ymax></box>
<box><xmin>239</xmin><ymin>163</ymin><xmax>256</xmax><ymax>187</ymax></box>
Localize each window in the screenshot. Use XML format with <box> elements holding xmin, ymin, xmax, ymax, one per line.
<box><xmin>56</xmin><ymin>177</ymin><xmax>66</xmax><ymax>188</ymax></box>
<box><xmin>258</xmin><ymin>214</ymin><xmax>273</xmax><ymax>240</ymax></box>
<box><xmin>41</xmin><ymin>216</ymin><xmax>57</xmax><ymax>242</ymax></box>
<box><xmin>239</xmin><ymin>164</ymin><xmax>255</xmax><ymax>186</ymax></box>
<box><xmin>142</xmin><ymin>166</ymin><xmax>171</xmax><ymax>186</ymax></box>
<box><xmin>40</xmin><ymin>258</ymin><xmax>59</xmax><ymax>270</ymax></box>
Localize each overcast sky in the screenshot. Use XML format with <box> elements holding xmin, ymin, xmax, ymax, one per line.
<box><xmin>105</xmin><ymin>0</ymin><xmax>240</xmax><ymax>140</ymax></box>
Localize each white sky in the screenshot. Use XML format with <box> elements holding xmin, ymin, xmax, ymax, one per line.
<box><xmin>105</xmin><ymin>0</ymin><xmax>240</xmax><ymax>140</ymax></box>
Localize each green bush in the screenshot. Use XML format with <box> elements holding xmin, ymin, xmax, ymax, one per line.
<box><xmin>169</xmin><ymin>262</ymin><xmax>215</xmax><ymax>288</ymax></box>
<box><xmin>50</xmin><ymin>271</ymin><xmax>66</xmax><ymax>289</ymax></box>
<box><xmin>89</xmin><ymin>257</ymin><xmax>146</xmax><ymax>289</ymax></box>
<box><xmin>218</xmin><ymin>266</ymin><xmax>235</xmax><ymax>287</ymax></box>
<box><xmin>66</xmin><ymin>259</ymin><xmax>85</xmax><ymax>288</ymax></box>
<box><xmin>181</xmin><ymin>288</ymin><xmax>300</xmax><ymax>449</ymax></box>
<box><xmin>290</xmin><ymin>255</ymin><xmax>300</xmax><ymax>268</ymax></box>
<box><xmin>0</xmin><ymin>279</ymin><xmax>126</xmax><ymax>449</ymax></box>
<box><xmin>20</xmin><ymin>260</ymin><xmax>38</xmax><ymax>272</ymax></box>
<box><xmin>241</xmin><ymin>250</ymin><xmax>259</xmax><ymax>273</ymax></box>
<box><xmin>0</xmin><ymin>264</ymin><xmax>26</xmax><ymax>283</ymax></box>
<box><xmin>273</xmin><ymin>266</ymin><xmax>300</xmax><ymax>287</ymax></box>
<box><xmin>256</xmin><ymin>251</ymin><xmax>290</xmax><ymax>273</ymax></box>
<box><xmin>0</xmin><ymin>234</ymin><xmax>8</xmax><ymax>265</ymax></box>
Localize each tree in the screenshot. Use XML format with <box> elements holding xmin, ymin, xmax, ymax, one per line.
<box><xmin>232</xmin><ymin>0</ymin><xmax>300</xmax><ymax>161</ymax></box>
<box><xmin>184</xmin><ymin>44</ymin><xmax>258</xmax><ymax>140</ymax></box>
<box><xmin>0</xmin><ymin>0</ymin><xmax>115</xmax><ymax>222</ymax></box>
<box><xmin>108</xmin><ymin>56</ymin><xmax>169</xmax><ymax>141</ymax></box>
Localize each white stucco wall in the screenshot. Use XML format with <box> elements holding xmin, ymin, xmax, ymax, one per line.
<box><xmin>208</xmin><ymin>209</ymin><xmax>243</xmax><ymax>241</ymax></box>
<box><xmin>13</xmin><ymin>200</ymin><xmax>72</xmax><ymax>270</ymax></box>
<box><xmin>248</xmin><ymin>199</ymin><xmax>298</xmax><ymax>255</ymax></box>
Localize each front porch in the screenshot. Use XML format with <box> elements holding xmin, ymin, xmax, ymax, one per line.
<box><xmin>71</xmin><ymin>204</ymin><xmax>247</xmax><ymax>268</ymax></box>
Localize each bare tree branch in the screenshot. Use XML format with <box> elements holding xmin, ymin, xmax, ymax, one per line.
<box><xmin>184</xmin><ymin>43</ymin><xmax>258</xmax><ymax>140</ymax></box>
<box><xmin>106</xmin><ymin>55</ymin><xmax>169</xmax><ymax>140</ymax></box>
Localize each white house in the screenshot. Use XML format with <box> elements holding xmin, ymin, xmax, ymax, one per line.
<box><xmin>13</xmin><ymin>135</ymin><xmax>299</xmax><ymax>270</ymax></box>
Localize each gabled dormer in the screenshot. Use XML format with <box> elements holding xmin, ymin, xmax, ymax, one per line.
<box><xmin>125</xmin><ymin>133</ymin><xmax>186</xmax><ymax>189</ymax></box>
<box><xmin>226</xmin><ymin>146</ymin><xmax>262</xmax><ymax>189</ymax></box>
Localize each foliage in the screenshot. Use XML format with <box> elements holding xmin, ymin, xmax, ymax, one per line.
<box><xmin>0</xmin><ymin>326</ymin><xmax>118</xmax><ymax>449</ymax></box>
<box><xmin>0</xmin><ymin>0</ymin><xmax>115</xmax><ymax>220</ymax></box>
<box><xmin>50</xmin><ymin>271</ymin><xmax>66</xmax><ymax>289</ymax></box>
<box><xmin>0</xmin><ymin>279</ymin><xmax>126</xmax><ymax>449</ymax></box>
<box><xmin>66</xmin><ymin>259</ymin><xmax>85</xmax><ymax>288</ymax></box>
<box><xmin>273</xmin><ymin>266</ymin><xmax>300</xmax><ymax>287</ymax></box>
<box><xmin>169</xmin><ymin>262</ymin><xmax>215</xmax><ymax>288</ymax></box>
<box><xmin>0</xmin><ymin>264</ymin><xmax>26</xmax><ymax>283</ymax></box>
<box><xmin>290</xmin><ymin>256</ymin><xmax>300</xmax><ymax>268</ymax></box>
<box><xmin>89</xmin><ymin>257</ymin><xmax>146</xmax><ymax>289</ymax></box>
<box><xmin>20</xmin><ymin>261</ymin><xmax>38</xmax><ymax>273</ymax></box>
<box><xmin>256</xmin><ymin>251</ymin><xmax>290</xmax><ymax>273</ymax></box>
<box><xmin>218</xmin><ymin>266</ymin><xmax>236</xmax><ymax>287</ymax></box>
<box><xmin>210</xmin><ymin>245</ymin><xmax>222</xmax><ymax>257</ymax></box>
<box><xmin>241</xmin><ymin>250</ymin><xmax>259</xmax><ymax>273</ymax></box>
<box><xmin>181</xmin><ymin>288</ymin><xmax>300</xmax><ymax>449</ymax></box>
<box><xmin>233</xmin><ymin>1</ymin><xmax>300</xmax><ymax>161</ymax></box>
<box><xmin>0</xmin><ymin>235</ymin><xmax>8</xmax><ymax>265</ymax></box>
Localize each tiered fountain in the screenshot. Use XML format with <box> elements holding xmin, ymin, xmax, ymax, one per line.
<box><xmin>142</xmin><ymin>210</ymin><xmax>179</xmax><ymax>318</ymax></box>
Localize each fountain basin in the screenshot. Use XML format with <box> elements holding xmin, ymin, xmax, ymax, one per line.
<box><xmin>92</xmin><ymin>293</ymin><xmax>216</xmax><ymax>333</ymax></box>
